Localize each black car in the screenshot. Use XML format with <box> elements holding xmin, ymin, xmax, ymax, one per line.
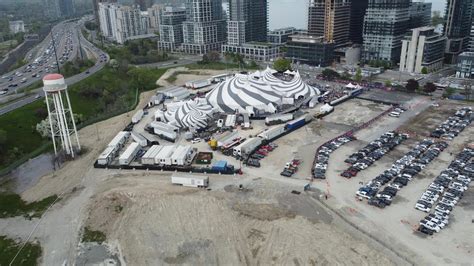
<box><xmin>280</xmin><ymin>170</ymin><xmax>293</xmax><ymax>177</ymax></box>
<box><xmin>418</xmin><ymin>225</ymin><xmax>434</xmax><ymax>235</ymax></box>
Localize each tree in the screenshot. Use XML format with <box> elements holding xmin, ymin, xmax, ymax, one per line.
<box><xmin>431</xmin><ymin>11</ymin><xmax>444</xmax><ymax>26</ymax></box>
<box><xmin>273</xmin><ymin>58</ymin><xmax>292</xmax><ymax>72</ymax></box>
<box><xmin>36</xmin><ymin>119</ymin><xmax>54</xmax><ymax>138</ymax></box>
<box><xmin>321</xmin><ymin>68</ymin><xmax>340</xmax><ymax>81</ymax></box>
<box><xmin>423</xmin><ymin>82</ymin><xmax>437</xmax><ymax>93</ymax></box>
<box><xmin>421</xmin><ymin>67</ymin><xmax>428</xmax><ymax>74</ymax></box>
<box><xmin>385</xmin><ymin>80</ymin><xmax>392</xmax><ymax>87</ymax></box>
<box><xmin>443</xmin><ymin>87</ymin><xmax>456</xmax><ymax>98</ymax></box>
<box><xmin>405</xmin><ymin>79</ymin><xmax>419</xmax><ymax>92</ymax></box>
<box><xmin>202</xmin><ymin>51</ymin><xmax>221</xmax><ymax>63</ymax></box>
<box><xmin>0</xmin><ymin>129</ymin><xmax>6</xmax><ymax>147</ymax></box>
<box><xmin>354</xmin><ymin>68</ymin><xmax>362</xmax><ymax>82</ymax></box>
<box><xmin>34</xmin><ymin>107</ymin><xmax>48</xmax><ymax>119</ymax></box>
<box><xmin>341</xmin><ymin>72</ymin><xmax>352</xmax><ymax>81</ymax></box>
<box><xmin>464</xmin><ymin>83</ymin><xmax>472</xmax><ymax>100</ymax></box>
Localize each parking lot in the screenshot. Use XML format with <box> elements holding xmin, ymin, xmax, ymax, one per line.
<box><xmin>318</xmin><ymin>101</ymin><xmax>474</xmax><ymax>264</ymax></box>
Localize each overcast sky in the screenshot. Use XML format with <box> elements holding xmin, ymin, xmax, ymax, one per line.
<box><xmin>268</xmin><ymin>0</ymin><xmax>446</xmax><ymax>30</ymax></box>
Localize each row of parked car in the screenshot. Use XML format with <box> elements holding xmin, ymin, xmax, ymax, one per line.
<box><xmin>416</xmin><ymin>147</ymin><xmax>473</xmax><ymax>235</ymax></box>
<box><xmin>341</xmin><ymin>131</ymin><xmax>408</xmax><ymax>178</ymax></box>
<box><xmin>313</xmin><ymin>136</ymin><xmax>355</xmax><ymax>179</ymax></box>
<box><xmin>356</xmin><ymin>139</ymin><xmax>447</xmax><ymax>208</ymax></box>
<box><xmin>430</xmin><ymin>107</ymin><xmax>472</xmax><ymax>140</ymax></box>
<box><xmin>247</xmin><ymin>143</ymin><xmax>278</xmax><ymax>168</ymax></box>
<box><xmin>280</xmin><ymin>159</ymin><xmax>302</xmax><ymax>177</ymax></box>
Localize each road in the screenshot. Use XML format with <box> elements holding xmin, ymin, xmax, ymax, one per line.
<box><xmin>134</xmin><ymin>55</ymin><xmax>202</xmax><ymax>69</ymax></box>
<box><xmin>0</xmin><ymin>21</ymin><xmax>77</xmax><ymax>96</ymax></box>
<box><xmin>0</xmin><ymin>18</ymin><xmax>109</xmax><ymax>116</ymax></box>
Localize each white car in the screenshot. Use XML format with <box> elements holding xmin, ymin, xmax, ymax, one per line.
<box><xmin>356</xmin><ymin>190</ymin><xmax>371</xmax><ymax>199</ymax></box>
<box><xmin>389</xmin><ymin>112</ymin><xmax>400</xmax><ymax>117</ymax></box>
<box><xmin>420</xmin><ymin>221</ymin><xmax>441</xmax><ymax>233</ymax></box>
<box><xmin>0</xmin><ymin>90</ymin><xmax>7</xmax><ymax>95</ymax></box>
<box><xmin>425</xmin><ymin>218</ymin><xmax>446</xmax><ymax>229</ymax></box>
<box><xmin>388</xmin><ymin>183</ymin><xmax>402</xmax><ymax>190</ymax></box>
<box><xmin>415</xmin><ymin>204</ymin><xmax>431</xmax><ymax>213</ymax></box>
<box><xmin>191</xmin><ymin>138</ymin><xmax>201</xmax><ymax>144</ymax></box>
<box><xmin>435</xmin><ymin>206</ymin><xmax>450</xmax><ymax>214</ymax></box>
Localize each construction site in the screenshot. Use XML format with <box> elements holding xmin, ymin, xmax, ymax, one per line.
<box><xmin>0</xmin><ymin>67</ymin><xmax>473</xmax><ymax>265</ymax></box>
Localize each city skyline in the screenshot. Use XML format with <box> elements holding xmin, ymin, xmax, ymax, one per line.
<box><xmin>268</xmin><ymin>0</ymin><xmax>446</xmax><ymax>30</ymax></box>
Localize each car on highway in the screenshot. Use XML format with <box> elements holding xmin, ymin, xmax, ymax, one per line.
<box><xmin>0</xmin><ymin>89</ymin><xmax>8</xmax><ymax>95</ymax></box>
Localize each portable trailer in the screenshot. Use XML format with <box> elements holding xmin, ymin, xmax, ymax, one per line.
<box><xmin>108</xmin><ymin>131</ymin><xmax>130</xmax><ymax>149</ymax></box>
<box><xmin>119</xmin><ymin>142</ymin><xmax>140</xmax><ymax>165</ymax></box>
<box><xmin>171</xmin><ymin>145</ymin><xmax>192</xmax><ymax>166</ymax></box>
<box><xmin>141</xmin><ymin>145</ymin><xmax>162</xmax><ymax>165</ymax></box>
<box><xmin>132</xmin><ymin>110</ymin><xmax>144</xmax><ymax>124</ymax></box>
<box><xmin>98</xmin><ymin>146</ymin><xmax>117</xmax><ymax>166</ymax></box>
<box><xmin>154</xmin><ymin>145</ymin><xmax>175</xmax><ymax>165</ymax></box>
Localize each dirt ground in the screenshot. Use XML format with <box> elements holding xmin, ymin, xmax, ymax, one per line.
<box><xmin>157</xmin><ymin>67</ymin><xmax>233</xmax><ymax>88</ymax></box>
<box><xmin>83</xmin><ymin>176</ymin><xmax>398</xmax><ymax>265</ymax></box>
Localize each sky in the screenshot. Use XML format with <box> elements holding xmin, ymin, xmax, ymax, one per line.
<box><xmin>268</xmin><ymin>0</ymin><xmax>446</xmax><ymax>30</ymax></box>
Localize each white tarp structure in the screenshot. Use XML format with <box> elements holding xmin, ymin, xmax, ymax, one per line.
<box><xmin>206</xmin><ymin>67</ymin><xmax>320</xmax><ymax>114</ymax></box>
<box><xmin>161</xmin><ymin>98</ymin><xmax>214</xmax><ymax>129</ymax></box>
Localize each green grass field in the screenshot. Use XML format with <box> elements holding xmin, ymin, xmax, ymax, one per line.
<box><xmin>0</xmin><ymin>193</ymin><xmax>58</xmax><ymax>218</ymax></box>
<box><xmin>0</xmin><ymin>100</ymin><xmax>47</xmax><ymax>169</ymax></box>
<box><xmin>0</xmin><ymin>236</ymin><xmax>41</xmax><ymax>266</ymax></box>
<box><xmin>82</xmin><ymin>227</ymin><xmax>106</xmax><ymax>244</ymax></box>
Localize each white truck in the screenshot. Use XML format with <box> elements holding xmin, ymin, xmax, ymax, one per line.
<box><xmin>171</xmin><ymin>175</ymin><xmax>209</xmax><ymax>188</ymax></box>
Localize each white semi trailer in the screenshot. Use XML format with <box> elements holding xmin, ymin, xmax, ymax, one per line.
<box><xmin>171</xmin><ymin>175</ymin><xmax>209</xmax><ymax>188</ymax></box>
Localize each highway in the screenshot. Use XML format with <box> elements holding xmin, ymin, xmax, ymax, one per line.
<box><xmin>0</xmin><ymin>18</ymin><xmax>109</xmax><ymax>116</ymax></box>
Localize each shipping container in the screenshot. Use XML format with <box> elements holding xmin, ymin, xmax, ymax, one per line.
<box><xmin>171</xmin><ymin>175</ymin><xmax>209</xmax><ymax>188</ymax></box>
<box><xmin>118</xmin><ymin>142</ymin><xmax>140</xmax><ymax>165</ymax></box>
<box><xmin>285</xmin><ymin>115</ymin><xmax>312</xmax><ymax>131</ymax></box>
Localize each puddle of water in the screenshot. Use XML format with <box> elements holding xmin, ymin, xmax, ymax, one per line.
<box><xmin>0</xmin><ymin>153</ymin><xmax>55</xmax><ymax>194</ymax></box>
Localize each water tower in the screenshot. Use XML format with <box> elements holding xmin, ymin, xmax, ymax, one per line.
<box><xmin>42</xmin><ymin>74</ymin><xmax>81</xmax><ymax>158</ymax></box>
